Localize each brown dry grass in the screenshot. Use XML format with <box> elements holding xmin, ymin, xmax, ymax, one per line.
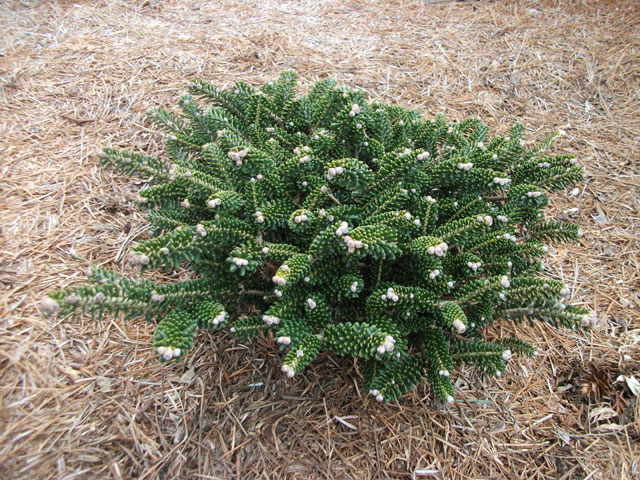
<box><xmin>1</xmin><ymin>0</ymin><xmax>639</xmax><ymax>478</ymax></box>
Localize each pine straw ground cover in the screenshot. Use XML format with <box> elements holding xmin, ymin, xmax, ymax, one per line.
<box><xmin>0</xmin><ymin>0</ymin><xmax>638</xmax><ymax>478</ymax></box>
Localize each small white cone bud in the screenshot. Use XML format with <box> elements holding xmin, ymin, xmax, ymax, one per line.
<box><xmin>500</xmin><ymin>276</ymin><xmax>510</xmax><ymax>288</ymax></box>
<box><xmin>376</xmin><ymin>394</ymin><xmax>384</xmax><ymax>402</ymax></box>
<box><xmin>502</xmin><ymin>349</ymin><xmax>512</xmax><ymax>360</ymax></box>
<box><xmin>427</xmin><ymin>246</ymin><xmax>436</xmax><ymax>255</ymax></box>
<box><xmin>261</xmin><ymin>247</ymin><xmax>269</xmax><ymax>254</ymax></box>
<box><xmin>452</xmin><ymin>319</ymin><xmax>466</xmax><ymax>334</ymax></box>
<box><xmin>65</xmin><ymin>294</ymin><xmax>79</xmax><ymax>305</ymax></box>
<box><xmin>306</xmin><ymin>298</ymin><xmax>316</xmax><ymax>309</ymax></box>
<box><xmin>40</xmin><ymin>297</ymin><xmax>60</xmax><ymax>314</ymax></box>
<box><xmin>272</xmin><ymin>276</ymin><xmax>286</xmax><ymax>286</ymax></box>
<box><xmin>377</xmin><ymin>345</ymin><xmax>386</xmax><ymax>355</ymax></box>
<box><xmin>446</xmin><ymin>395</ymin><xmax>454</xmax><ymax>404</ymax></box>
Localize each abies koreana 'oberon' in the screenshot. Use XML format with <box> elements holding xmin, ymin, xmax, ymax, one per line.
<box><xmin>43</xmin><ymin>72</ymin><xmax>594</xmax><ymax>405</ymax></box>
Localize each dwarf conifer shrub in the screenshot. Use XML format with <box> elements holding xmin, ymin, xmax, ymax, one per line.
<box><xmin>42</xmin><ymin>72</ymin><xmax>594</xmax><ymax>404</ymax></box>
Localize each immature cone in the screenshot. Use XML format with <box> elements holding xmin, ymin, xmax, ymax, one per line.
<box><xmin>39</xmin><ymin>296</ymin><xmax>60</xmax><ymax>314</ymax></box>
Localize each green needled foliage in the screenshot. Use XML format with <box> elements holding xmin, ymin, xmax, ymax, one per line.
<box><xmin>42</xmin><ymin>72</ymin><xmax>594</xmax><ymax>405</ymax></box>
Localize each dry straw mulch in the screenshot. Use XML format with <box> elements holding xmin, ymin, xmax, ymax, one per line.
<box><xmin>1</xmin><ymin>0</ymin><xmax>639</xmax><ymax>478</ymax></box>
